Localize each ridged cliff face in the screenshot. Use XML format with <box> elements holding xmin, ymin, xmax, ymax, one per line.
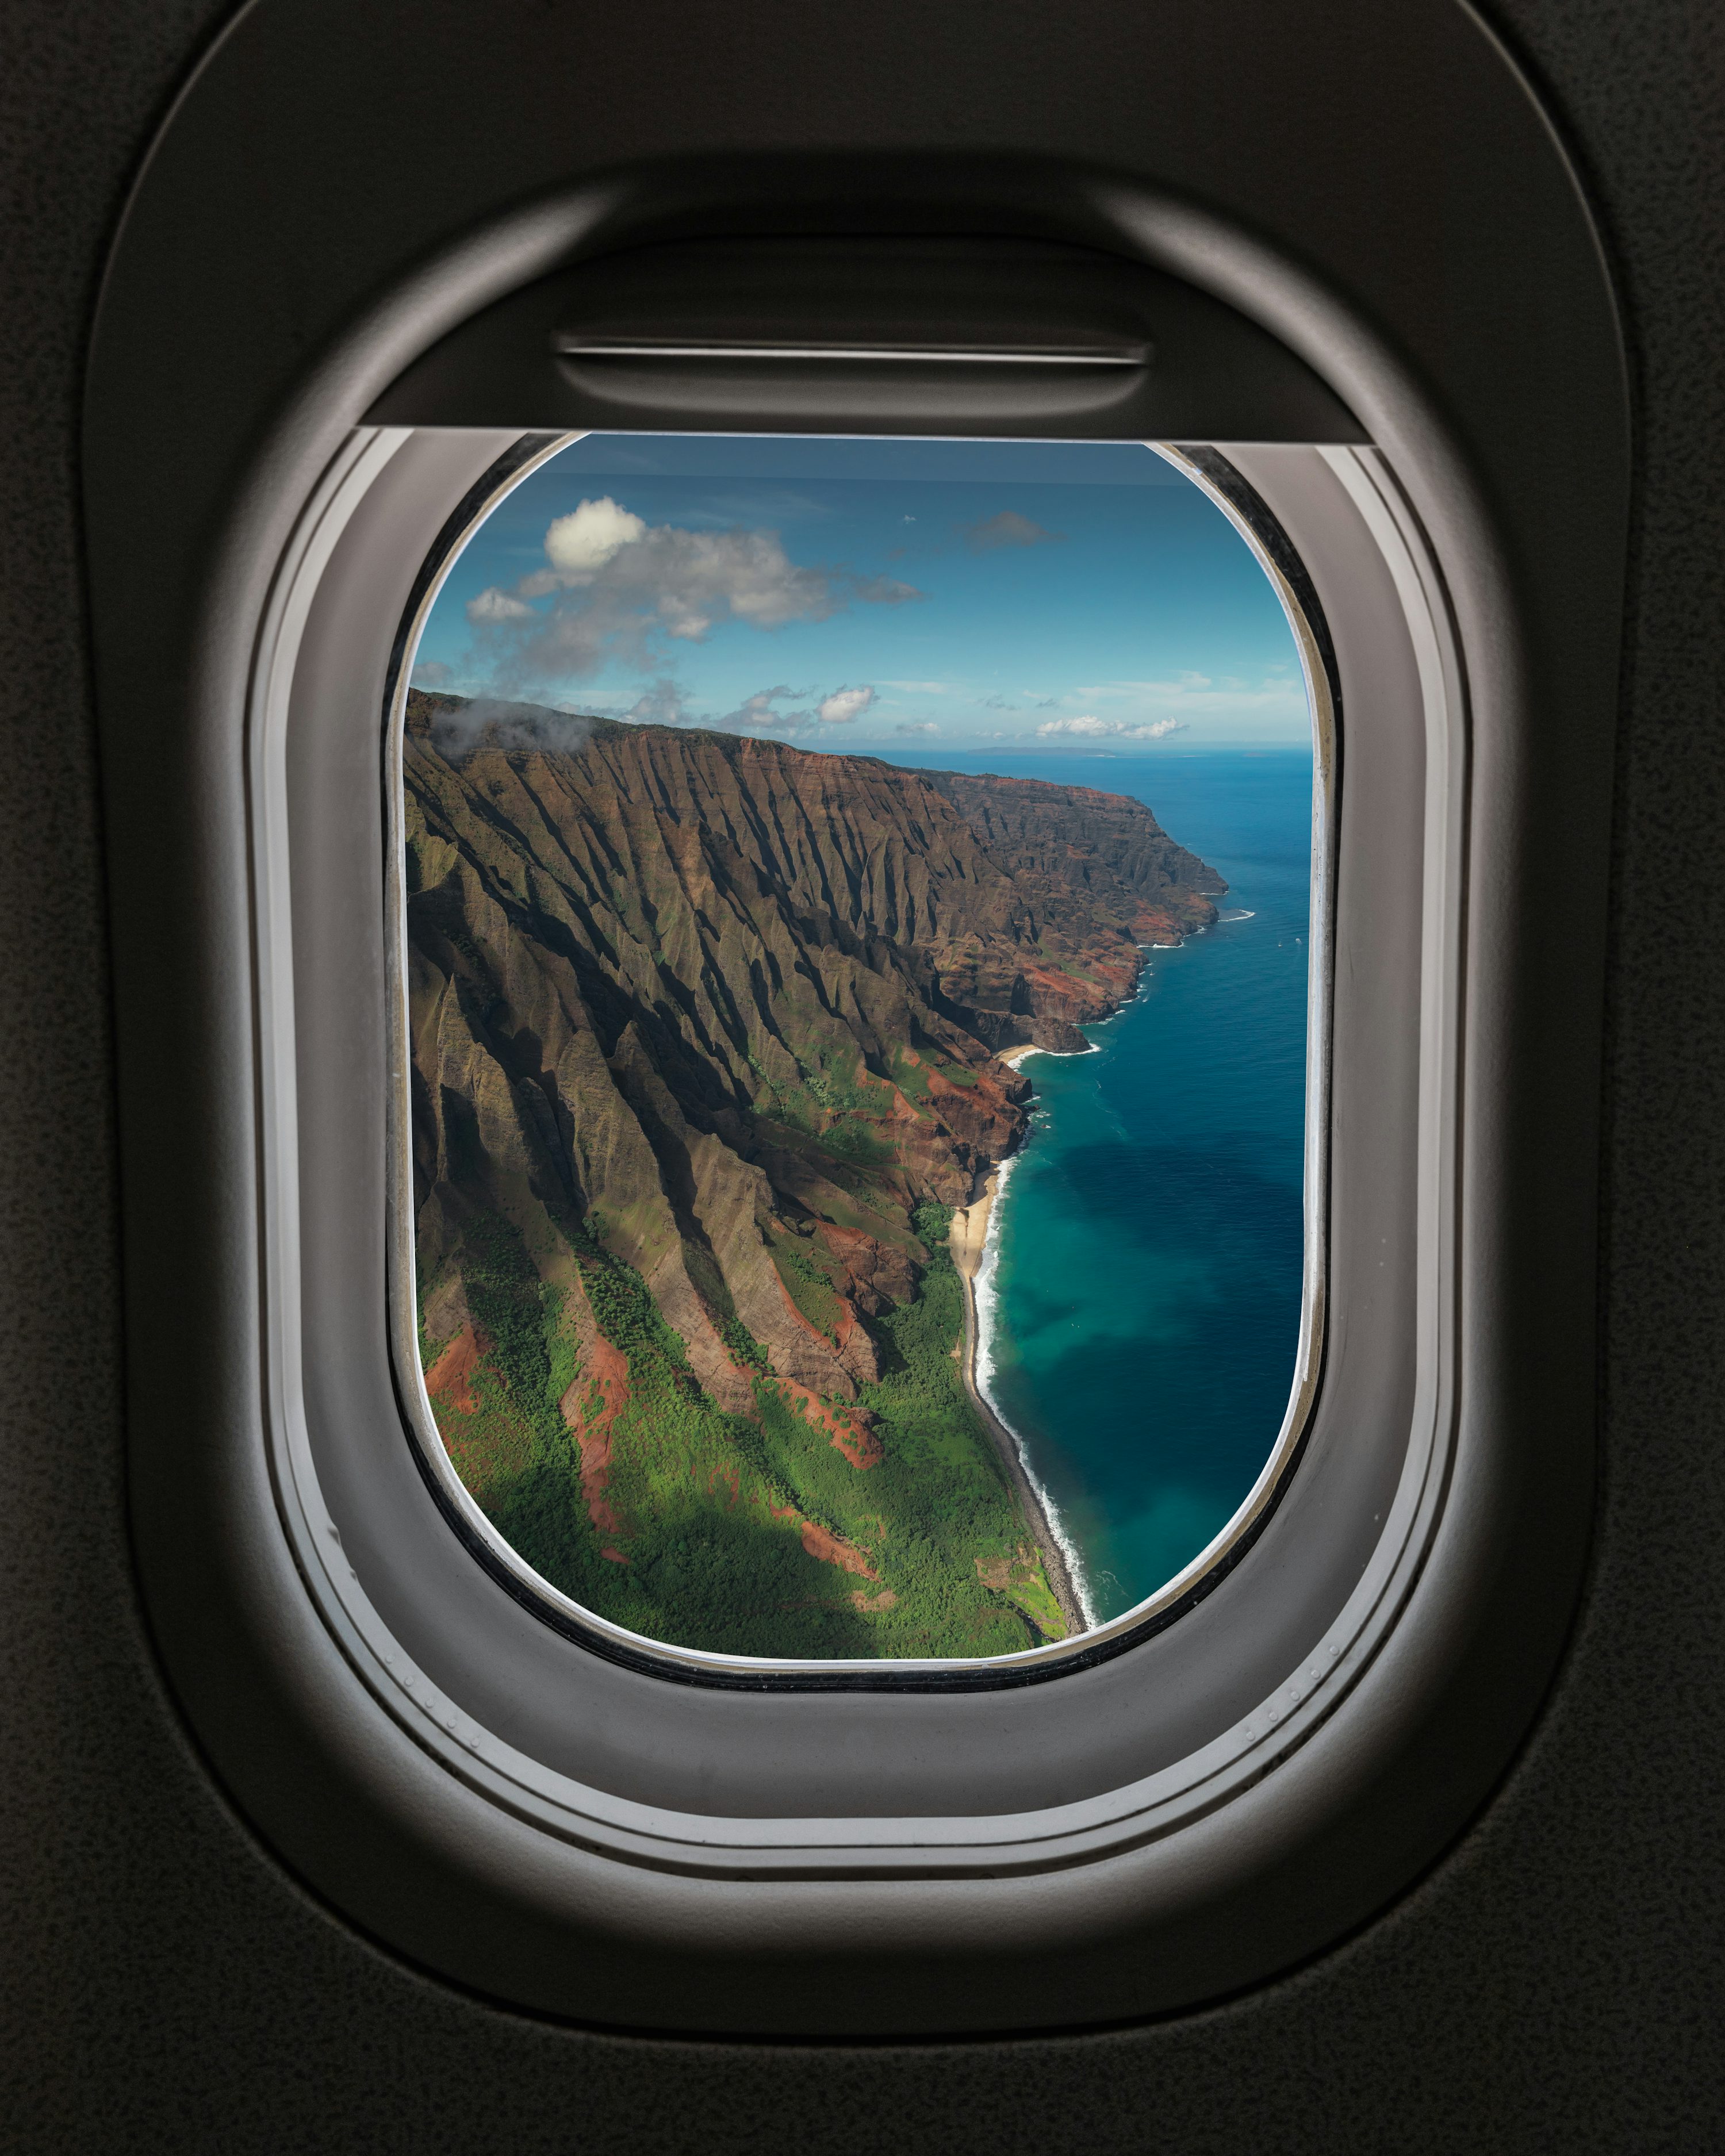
<box><xmin>921</xmin><ymin>767</ymin><xmax>1225</xmax><ymax>944</ymax></box>
<box><xmin>403</xmin><ymin>691</ymin><xmax>1223</xmax><ymax>1658</ymax></box>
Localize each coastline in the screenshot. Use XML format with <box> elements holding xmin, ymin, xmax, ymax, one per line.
<box><xmin>948</xmin><ymin>1173</ymin><xmax>1088</xmax><ymax>1641</ymax></box>
<box><xmin>996</xmin><ymin>1039</ymin><xmax>1094</xmax><ymax>1068</ymax></box>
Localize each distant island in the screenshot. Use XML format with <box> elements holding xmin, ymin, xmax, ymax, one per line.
<box><xmin>404</xmin><ymin>689</ymin><xmax>1224</xmax><ymax>1659</ymax></box>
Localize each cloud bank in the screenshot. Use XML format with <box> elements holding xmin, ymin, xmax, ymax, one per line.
<box><xmin>816</xmin><ymin>685</ymin><xmax>875</xmax><ymax>725</ymax></box>
<box><xmin>464</xmin><ymin>496</ymin><xmax>921</xmax><ymax>690</ymax></box>
<box><xmin>622</xmin><ymin>678</ymin><xmax>694</xmax><ymax>726</ymax></box>
<box><xmin>1036</xmin><ymin>714</ymin><xmax>1187</xmax><ymax>741</ymax></box>
<box><xmin>719</xmin><ymin>685</ymin><xmax>806</xmax><ymax>731</ymax></box>
<box><xmin>708</xmin><ymin>682</ymin><xmax>879</xmax><ymax>735</ymax></box>
<box><xmin>423</xmin><ymin>697</ymin><xmax>596</xmax><ymax>761</ymax></box>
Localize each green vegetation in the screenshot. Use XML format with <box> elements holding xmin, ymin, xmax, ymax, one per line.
<box><xmin>887</xmin><ymin>1044</ymin><xmax>976</xmax><ymax>1103</ymax></box>
<box><xmin>718</xmin><ymin>1314</ymin><xmax>770</xmax><ymax>1374</ymax></box>
<box><xmin>820</xmin><ymin>1120</ymin><xmax>900</xmax><ymax>1167</ymax></box>
<box><xmin>400</xmin><ymin>699</ymin><xmax>1217</xmax><ymax>1660</ymax></box>
<box><xmin>770</xmin><ymin>1233</ymin><xmax>846</xmax><ymax>1338</ymax></box>
<box><xmin>423</xmin><ymin>1202</ymin><xmax>1064</xmax><ymax>1658</ymax></box>
<box><xmin>910</xmin><ymin>1197</ymin><xmax>954</xmax><ymax>1248</ymax></box>
<box><xmin>800</xmin><ymin>1050</ymin><xmax>869</xmax><ymax>1116</ymax></box>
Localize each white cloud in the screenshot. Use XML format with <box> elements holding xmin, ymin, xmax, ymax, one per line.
<box><xmin>816</xmin><ymin>685</ymin><xmax>875</xmax><ymax>725</ymax></box>
<box><xmin>466</xmin><ymin>586</ymin><xmax>535</xmax><ymax>624</ymax></box>
<box><xmin>895</xmin><ymin>721</ymin><xmax>939</xmax><ymax>735</ymax></box>
<box><xmin>623</xmin><ymin>678</ymin><xmax>693</xmax><ymax>726</ymax></box>
<box><xmin>1037</xmin><ymin>715</ymin><xmax>1117</xmax><ymax>736</ymax></box>
<box><xmin>471</xmin><ymin>499</ymin><xmax>922</xmax><ymax>690</ymax></box>
<box><xmin>720</xmin><ymin>685</ymin><xmax>809</xmax><ymax>732</ymax></box>
<box><xmin>540</xmin><ymin>496</ymin><xmax>647</xmax><ymax>580</ymax></box>
<box><xmin>1045</xmin><ymin>674</ymin><xmax>1310</xmax><ymax>738</ymax></box>
<box><xmin>706</xmin><ymin>680</ymin><xmax>878</xmax><ymax>735</ymax></box>
<box><xmin>423</xmin><ymin>697</ymin><xmax>594</xmax><ymax>761</ymax></box>
<box><xmin>411</xmin><ymin>659</ymin><xmax>452</xmax><ymax>687</ymax></box>
<box><xmin>1036</xmin><ymin>714</ymin><xmax>1187</xmax><ymax>740</ymax></box>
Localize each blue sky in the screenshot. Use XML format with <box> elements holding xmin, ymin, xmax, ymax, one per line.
<box><xmin>410</xmin><ymin>435</ymin><xmax>1311</xmax><ymax>755</ymax></box>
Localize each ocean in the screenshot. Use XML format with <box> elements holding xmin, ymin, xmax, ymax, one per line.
<box><xmin>898</xmin><ymin>747</ymin><xmax>1314</xmax><ymax>1626</ymax></box>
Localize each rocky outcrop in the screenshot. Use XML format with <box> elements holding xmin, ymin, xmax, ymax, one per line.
<box><xmin>405</xmin><ymin>693</ymin><xmax>1224</xmax><ymax>1399</ymax></box>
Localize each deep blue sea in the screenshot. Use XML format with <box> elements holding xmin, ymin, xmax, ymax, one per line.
<box><xmin>891</xmin><ymin>746</ymin><xmax>1313</xmax><ymax>1625</ymax></box>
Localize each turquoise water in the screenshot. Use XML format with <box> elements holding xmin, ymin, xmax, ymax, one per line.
<box><xmin>905</xmin><ymin>748</ymin><xmax>1313</xmax><ymax>1625</ymax></box>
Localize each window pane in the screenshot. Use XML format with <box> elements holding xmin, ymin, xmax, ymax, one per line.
<box><xmin>402</xmin><ymin>433</ymin><xmax>1312</xmax><ymax>1660</ymax></box>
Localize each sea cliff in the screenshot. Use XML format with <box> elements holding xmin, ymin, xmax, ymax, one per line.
<box><xmin>405</xmin><ymin>691</ymin><xmax>1222</xmax><ymax>1657</ymax></box>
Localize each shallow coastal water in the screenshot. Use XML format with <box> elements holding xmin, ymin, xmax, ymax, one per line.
<box><xmin>967</xmin><ymin>750</ymin><xmax>1313</xmax><ymax>1625</ymax></box>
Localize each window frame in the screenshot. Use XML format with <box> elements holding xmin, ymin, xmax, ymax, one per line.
<box><xmin>374</xmin><ymin>427</ymin><xmax>1340</xmax><ymax>1689</ymax></box>
<box><xmin>260</xmin><ymin>416</ymin><xmax>1455</xmax><ymax>1852</ymax></box>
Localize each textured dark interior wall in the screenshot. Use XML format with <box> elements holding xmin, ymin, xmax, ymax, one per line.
<box><xmin>1</xmin><ymin>1</ymin><xmax>1720</xmax><ymax>2147</ymax></box>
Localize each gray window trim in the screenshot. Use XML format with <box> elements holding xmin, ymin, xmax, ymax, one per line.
<box><xmin>250</xmin><ymin>421</ymin><xmax>1455</xmax><ymax>1878</ymax></box>
<box><xmin>370</xmin><ymin>428</ymin><xmax>1340</xmax><ymax>1690</ymax></box>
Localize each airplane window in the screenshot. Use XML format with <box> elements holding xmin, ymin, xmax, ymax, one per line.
<box><xmin>396</xmin><ymin>431</ymin><xmax>1321</xmax><ymax>1664</ymax></box>
<box><xmin>81</xmin><ymin>0</ymin><xmax>1625</xmax><ymax>2027</ymax></box>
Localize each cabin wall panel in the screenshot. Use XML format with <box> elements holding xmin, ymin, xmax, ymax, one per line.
<box><xmin>2</xmin><ymin>0</ymin><xmax>1721</xmax><ymax>2145</ymax></box>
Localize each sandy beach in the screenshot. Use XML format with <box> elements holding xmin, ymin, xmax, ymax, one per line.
<box><xmin>948</xmin><ymin>1176</ymin><xmax>1086</xmax><ymax>1641</ymax></box>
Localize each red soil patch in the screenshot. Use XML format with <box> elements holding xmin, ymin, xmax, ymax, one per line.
<box><xmin>424</xmin><ymin>1322</ymin><xmax>489</xmax><ymax>1414</ymax></box>
<box><xmin>881</xmin><ymin>1083</ymin><xmax>932</xmax><ymax>1129</ymax></box>
<box><xmin>798</xmin><ymin>1518</ymin><xmax>879</xmax><ymax>1580</ymax></box>
<box><xmin>925</xmin><ymin>1063</ymin><xmax>999</xmax><ymax>1107</ymax></box>
<box><xmin>600</xmin><ymin>1547</ymin><xmax>631</xmax><ymax>1565</ymax></box>
<box><xmin>559</xmin><ymin>1332</ymin><xmax>630</xmax><ymax>1540</ymax></box>
<box><xmin>815</xmin><ymin>1221</ymin><xmax>915</xmax><ymax>1310</ymax></box>
<box><xmin>768</xmin><ymin>1500</ymin><xmax>880</xmax><ymax>1581</ymax></box>
<box><xmin>829</xmin><ymin>1421</ymin><xmax>884</xmax><ymax>1472</ymax></box>
<box><xmin>763</xmin><ymin>1368</ymin><xmax>883</xmax><ymax>1468</ymax></box>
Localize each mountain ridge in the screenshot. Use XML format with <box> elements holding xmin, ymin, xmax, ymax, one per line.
<box><xmin>404</xmin><ymin>690</ymin><xmax>1223</xmax><ymax>1656</ymax></box>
